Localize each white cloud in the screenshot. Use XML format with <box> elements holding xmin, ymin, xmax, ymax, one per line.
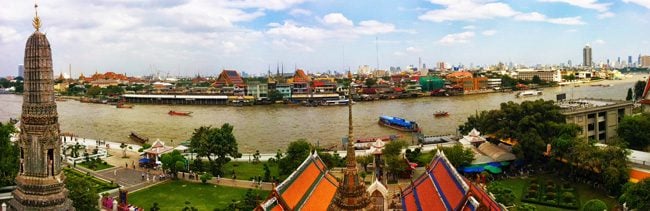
<box><xmin>538</xmin><ymin>0</ymin><xmax>611</xmax><ymax>12</ymax></box>
<box><xmin>597</xmin><ymin>12</ymin><xmax>615</xmax><ymax>19</ymax></box>
<box><xmin>394</xmin><ymin>51</ymin><xmax>405</xmax><ymax>56</ymax></box>
<box><xmin>405</xmin><ymin>46</ymin><xmax>422</xmax><ymax>53</ymax></box>
<box><xmin>593</xmin><ymin>39</ymin><xmax>606</xmax><ymax>44</ymax></box>
<box><xmin>271</xmin><ymin>38</ymin><xmax>314</xmax><ymax>52</ymax></box>
<box><xmin>438</xmin><ymin>31</ymin><xmax>475</xmax><ymax>44</ymax></box>
<box><xmin>565</xmin><ymin>29</ymin><xmax>578</xmax><ymax>33</ymax></box>
<box><xmin>622</xmin><ymin>0</ymin><xmax>650</xmax><ymax>9</ymax></box>
<box><xmin>267</xmin><ymin>21</ymin><xmax>327</xmax><ymax>40</ymax></box>
<box><xmin>419</xmin><ymin>1</ymin><xmax>518</xmax><ymax>22</ymax></box>
<box><xmin>323</xmin><ymin>13</ymin><xmax>354</xmax><ymax>27</ymax></box>
<box><xmin>420</xmin><ymin>0</ymin><xmax>586</xmax><ymax>25</ymax></box>
<box><xmin>355</xmin><ymin>20</ymin><xmax>395</xmax><ymax>35</ymax></box>
<box><xmin>0</xmin><ymin>26</ymin><xmax>21</xmax><ymax>43</ymax></box>
<box><xmin>463</xmin><ymin>25</ymin><xmax>476</xmax><ymax>30</ymax></box>
<box><xmin>514</xmin><ymin>12</ymin><xmax>586</xmax><ymax>25</ymax></box>
<box><xmin>224</xmin><ymin>0</ymin><xmax>308</xmax><ymax>10</ymax></box>
<box><xmin>481</xmin><ymin>30</ymin><xmax>497</xmax><ymax>36</ymax></box>
<box><xmin>289</xmin><ymin>8</ymin><xmax>311</xmax><ymax>16</ymax></box>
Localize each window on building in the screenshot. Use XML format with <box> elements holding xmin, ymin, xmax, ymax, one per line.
<box><xmin>47</xmin><ymin>149</ymin><xmax>54</xmax><ymax>176</ymax></box>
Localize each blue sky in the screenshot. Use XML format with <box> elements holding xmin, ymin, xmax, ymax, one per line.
<box><xmin>1</xmin><ymin>0</ymin><xmax>650</xmax><ymax>77</ymax></box>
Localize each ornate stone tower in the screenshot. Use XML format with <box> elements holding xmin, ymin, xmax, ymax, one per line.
<box><xmin>9</xmin><ymin>4</ymin><xmax>74</xmax><ymax>211</ymax></box>
<box><xmin>329</xmin><ymin>72</ymin><xmax>374</xmax><ymax>210</ymax></box>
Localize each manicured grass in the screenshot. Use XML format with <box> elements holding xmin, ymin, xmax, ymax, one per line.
<box><xmin>222</xmin><ymin>161</ymin><xmax>278</xmax><ymax>181</ymax></box>
<box><xmin>496</xmin><ymin>174</ymin><xmax>619</xmax><ymax>210</ymax></box>
<box><xmin>78</xmin><ymin>160</ymin><xmax>114</xmax><ymax>171</ymax></box>
<box><xmin>63</xmin><ymin>167</ymin><xmax>119</xmax><ymax>192</ymax></box>
<box><xmin>129</xmin><ymin>180</ymin><xmax>270</xmax><ymax>210</ymax></box>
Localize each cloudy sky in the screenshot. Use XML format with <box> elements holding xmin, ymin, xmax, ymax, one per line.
<box><xmin>1</xmin><ymin>0</ymin><xmax>650</xmax><ymax>77</ymax></box>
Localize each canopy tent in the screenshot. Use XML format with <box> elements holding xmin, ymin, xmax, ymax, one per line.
<box><xmin>477</xmin><ymin>142</ymin><xmax>516</xmax><ymax>162</ymax></box>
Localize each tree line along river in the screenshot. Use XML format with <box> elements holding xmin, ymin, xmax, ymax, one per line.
<box><xmin>0</xmin><ymin>75</ymin><xmax>644</xmax><ymax>153</ymax></box>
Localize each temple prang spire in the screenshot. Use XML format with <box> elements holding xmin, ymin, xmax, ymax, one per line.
<box><xmin>9</xmin><ymin>3</ymin><xmax>74</xmax><ymax>210</ymax></box>
<box><xmin>33</xmin><ymin>1</ymin><xmax>41</xmax><ymax>31</ymax></box>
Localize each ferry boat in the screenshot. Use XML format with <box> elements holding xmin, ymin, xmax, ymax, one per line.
<box><xmin>323</xmin><ymin>99</ymin><xmax>351</xmax><ymax>106</ymax></box>
<box><xmin>516</xmin><ymin>90</ymin><xmax>543</xmax><ymax>98</ymax></box>
<box><xmin>168</xmin><ymin>110</ymin><xmax>193</xmax><ymax>116</ymax></box>
<box><xmin>378</xmin><ymin>116</ymin><xmax>420</xmax><ymax>132</ymax></box>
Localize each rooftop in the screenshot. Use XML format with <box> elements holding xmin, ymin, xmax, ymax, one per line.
<box><xmin>557</xmin><ymin>98</ymin><xmax>632</xmax><ymax>114</ymax></box>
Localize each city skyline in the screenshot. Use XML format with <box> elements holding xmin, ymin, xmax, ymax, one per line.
<box><xmin>1</xmin><ymin>0</ymin><xmax>650</xmax><ymax>77</ymax></box>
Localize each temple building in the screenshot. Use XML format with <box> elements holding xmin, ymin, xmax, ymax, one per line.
<box><xmin>9</xmin><ymin>4</ymin><xmax>74</xmax><ymax>210</ymax></box>
<box><xmin>258</xmin><ymin>72</ymin><xmax>374</xmax><ymax>210</ymax></box>
<box><xmin>400</xmin><ymin>151</ymin><xmax>505</xmax><ymax>211</ymax></box>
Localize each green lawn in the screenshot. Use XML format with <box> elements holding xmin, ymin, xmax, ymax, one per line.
<box><xmin>78</xmin><ymin>160</ymin><xmax>114</xmax><ymax>171</ymax></box>
<box><xmin>129</xmin><ymin>180</ymin><xmax>270</xmax><ymax>210</ymax></box>
<box><xmin>496</xmin><ymin>174</ymin><xmax>619</xmax><ymax>210</ymax></box>
<box><xmin>63</xmin><ymin>167</ymin><xmax>119</xmax><ymax>192</ymax></box>
<box><xmin>222</xmin><ymin>161</ymin><xmax>278</xmax><ymax>181</ymax></box>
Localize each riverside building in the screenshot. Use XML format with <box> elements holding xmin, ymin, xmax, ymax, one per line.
<box><xmin>559</xmin><ymin>98</ymin><xmax>633</xmax><ymax>143</ymax></box>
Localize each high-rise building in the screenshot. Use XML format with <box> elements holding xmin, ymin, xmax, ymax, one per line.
<box><xmin>9</xmin><ymin>4</ymin><xmax>74</xmax><ymax>210</ymax></box>
<box><xmin>629</xmin><ymin>55</ymin><xmax>633</xmax><ymax>67</ymax></box>
<box><xmin>17</xmin><ymin>64</ymin><xmax>24</xmax><ymax>78</ymax></box>
<box><xmin>568</xmin><ymin>60</ymin><xmax>572</xmax><ymax>67</ymax></box>
<box><xmin>640</xmin><ymin>55</ymin><xmax>650</xmax><ymax>68</ymax></box>
<box><xmin>583</xmin><ymin>45</ymin><xmax>592</xmax><ymax>68</ymax></box>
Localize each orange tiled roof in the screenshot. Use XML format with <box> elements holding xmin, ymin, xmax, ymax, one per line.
<box><xmin>643</xmin><ymin>75</ymin><xmax>650</xmax><ymax>99</ymax></box>
<box><xmin>258</xmin><ymin>152</ymin><xmax>340</xmax><ymax>210</ymax></box>
<box><xmin>401</xmin><ymin>150</ymin><xmax>504</xmax><ymax>211</ymax></box>
<box><xmin>630</xmin><ymin>168</ymin><xmax>650</xmax><ymax>183</ymax></box>
<box><xmin>215</xmin><ymin>70</ymin><xmax>245</xmax><ymax>86</ymax></box>
<box><xmin>293</xmin><ymin>69</ymin><xmax>310</xmax><ymax>83</ymax></box>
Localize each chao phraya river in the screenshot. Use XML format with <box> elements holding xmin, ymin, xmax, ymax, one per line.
<box><xmin>0</xmin><ymin>75</ymin><xmax>645</xmax><ymax>153</ymax></box>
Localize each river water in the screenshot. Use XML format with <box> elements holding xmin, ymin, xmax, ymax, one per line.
<box><xmin>0</xmin><ymin>75</ymin><xmax>645</xmax><ymax>153</ymax></box>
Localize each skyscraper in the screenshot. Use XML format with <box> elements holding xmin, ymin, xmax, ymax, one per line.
<box><xmin>9</xmin><ymin>4</ymin><xmax>74</xmax><ymax>210</ymax></box>
<box><xmin>629</xmin><ymin>55</ymin><xmax>633</xmax><ymax>67</ymax></box>
<box><xmin>18</xmin><ymin>64</ymin><xmax>24</xmax><ymax>78</ymax></box>
<box><xmin>583</xmin><ymin>45</ymin><xmax>592</xmax><ymax>68</ymax></box>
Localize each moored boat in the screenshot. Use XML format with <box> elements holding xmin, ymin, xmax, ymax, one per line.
<box><xmin>355</xmin><ymin>134</ymin><xmax>401</xmax><ymax>143</ymax></box>
<box><xmin>168</xmin><ymin>110</ymin><xmax>192</xmax><ymax>116</ymax></box>
<box><xmin>117</xmin><ymin>103</ymin><xmax>134</xmax><ymax>109</ymax></box>
<box><xmin>129</xmin><ymin>131</ymin><xmax>149</xmax><ymax>144</ymax></box>
<box><xmin>434</xmin><ymin>111</ymin><xmax>449</xmax><ymax>117</ymax></box>
<box><xmin>378</xmin><ymin>116</ymin><xmax>420</xmax><ymax>132</ymax></box>
<box><xmin>516</xmin><ymin>90</ymin><xmax>542</xmax><ymax>97</ymax></box>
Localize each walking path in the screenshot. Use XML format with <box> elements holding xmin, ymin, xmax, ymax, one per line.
<box><xmin>178</xmin><ymin>175</ymin><xmax>274</xmax><ymax>191</ymax></box>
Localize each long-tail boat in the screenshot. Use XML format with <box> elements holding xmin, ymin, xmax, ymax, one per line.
<box><xmin>168</xmin><ymin>110</ymin><xmax>192</xmax><ymax>116</ymax></box>
<box><xmin>129</xmin><ymin>131</ymin><xmax>149</xmax><ymax>144</ymax></box>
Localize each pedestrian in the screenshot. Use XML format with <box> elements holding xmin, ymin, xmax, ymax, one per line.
<box><xmin>141</xmin><ymin>173</ymin><xmax>145</xmax><ymax>181</ymax></box>
<box><xmin>113</xmin><ymin>169</ymin><xmax>117</xmax><ymax>176</ymax></box>
<box><xmin>125</xmin><ymin>162</ymin><xmax>128</xmax><ymax>168</ymax></box>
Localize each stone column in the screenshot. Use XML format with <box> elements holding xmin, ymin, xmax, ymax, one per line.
<box><xmin>112</xmin><ymin>199</ymin><xmax>118</xmax><ymax>211</ymax></box>
<box><xmin>2</xmin><ymin>203</ymin><xmax>7</xmax><ymax>211</ymax></box>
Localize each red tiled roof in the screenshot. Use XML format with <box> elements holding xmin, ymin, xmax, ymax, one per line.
<box><xmin>215</xmin><ymin>70</ymin><xmax>244</xmax><ymax>86</ymax></box>
<box><xmin>258</xmin><ymin>153</ymin><xmax>340</xmax><ymax>210</ymax></box>
<box><xmin>401</xmin><ymin>151</ymin><xmax>504</xmax><ymax>211</ymax></box>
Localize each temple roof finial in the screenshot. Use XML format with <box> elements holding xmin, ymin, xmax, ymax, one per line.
<box><xmin>33</xmin><ymin>1</ymin><xmax>41</xmax><ymax>31</ymax></box>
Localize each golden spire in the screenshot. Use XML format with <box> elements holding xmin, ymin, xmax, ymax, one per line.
<box><xmin>32</xmin><ymin>1</ymin><xmax>41</xmax><ymax>31</ymax></box>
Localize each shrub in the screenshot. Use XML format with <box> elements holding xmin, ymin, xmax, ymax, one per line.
<box><xmin>582</xmin><ymin>199</ymin><xmax>607</xmax><ymax>211</ymax></box>
<box><xmin>561</xmin><ymin>192</ymin><xmax>575</xmax><ymax>203</ymax></box>
<box><xmin>200</xmin><ymin>173</ymin><xmax>213</xmax><ymax>184</ymax></box>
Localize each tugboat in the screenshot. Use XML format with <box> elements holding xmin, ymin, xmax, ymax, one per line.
<box><xmin>168</xmin><ymin>110</ymin><xmax>193</xmax><ymax>116</ymax></box>
<box><xmin>378</xmin><ymin>116</ymin><xmax>420</xmax><ymax>132</ymax></box>
<box><xmin>434</xmin><ymin>111</ymin><xmax>449</xmax><ymax>118</ymax></box>
<box><xmin>129</xmin><ymin>131</ymin><xmax>149</xmax><ymax>144</ymax></box>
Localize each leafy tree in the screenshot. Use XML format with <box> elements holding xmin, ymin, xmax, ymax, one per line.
<box><xmin>617</xmin><ymin>113</ymin><xmax>650</xmax><ymax>150</ymax></box>
<box><xmin>268</xmin><ymin>89</ymin><xmax>284</xmax><ymax>101</ymax></box>
<box><xmin>263</xmin><ymin>163</ymin><xmax>272</xmax><ymax>182</ymax></box>
<box><xmin>364</xmin><ymin>78</ymin><xmax>377</xmax><ymax>87</ymax></box>
<box><xmin>517</xmin><ymin>203</ymin><xmax>537</xmax><ymax>211</ymax></box>
<box><xmin>86</xmin><ymin>86</ymin><xmax>102</xmax><ymax>97</ymax></box>
<box><xmin>200</xmin><ymin>172</ymin><xmax>213</xmax><ymax>184</ymax></box>
<box><xmin>383</xmin><ymin>141</ymin><xmax>408</xmax><ymax>158</ymax></box>
<box><xmin>531</xmin><ymin>75</ymin><xmax>542</xmax><ymax>84</ymax></box>
<box><xmin>619</xmin><ymin>178</ymin><xmax>650</xmax><ymax>210</ymax></box>
<box><xmin>189</xmin><ymin>124</ymin><xmax>242</xmax><ymax>176</ymax></box>
<box><xmin>66</xmin><ymin>174</ymin><xmax>100</xmax><ymax>211</ymax></box>
<box><xmin>150</xmin><ymin>202</ymin><xmax>161</xmax><ymax>211</ymax></box>
<box><xmin>626</xmin><ymin>88</ymin><xmax>633</xmax><ymax>101</ymax></box>
<box><xmin>0</xmin><ymin>122</ymin><xmax>19</xmax><ymax>186</ymax></box>
<box><xmin>252</xmin><ymin>150</ymin><xmax>261</xmax><ymax>164</ymax></box>
<box><xmin>119</xmin><ymin>142</ymin><xmax>128</xmax><ymax>158</ymax></box>
<box><xmin>634</xmin><ymin>80</ymin><xmax>647</xmax><ymax>100</ymax></box>
<box><xmin>383</xmin><ymin>141</ymin><xmax>409</xmax><ymax>181</ymax></box>
<box><xmin>356</xmin><ymin>155</ymin><xmax>373</xmax><ymax>173</ymax></box>
<box><xmin>458</xmin><ymin>100</ymin><xmax>580</xmax><ymax>162</ymax></box>
<box><xmin>161</xmin><ymin>150</ymin><xmax>186</xmax><ymax>179</ymax></box>
<box><xmin>582</xmin><ymin>199</ymin><xmax>608</xmax><ymax>211</ymax></box>
<box><xmin>500</xmin><ymin>75</ymin><xmax>517</xmax><ymax>88</ymax></box>
<box><xmin>440</xmin><ymin>144</ymin><xmax>475</xmax><ymax>168</ymax></box>
<box><xmin>240</xmin><ymin>189</ymin><xmax>264</xmax><ymax>210</ymax></box>
<box><xmin>182</xmin><ymin>201</ymin><xmax>198</xmax><ymax>211</ymax></box>
<box><xmin>279</xmin><ymin>139</ymin><xmax>312</xmax><ymax>176</ymax></box>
